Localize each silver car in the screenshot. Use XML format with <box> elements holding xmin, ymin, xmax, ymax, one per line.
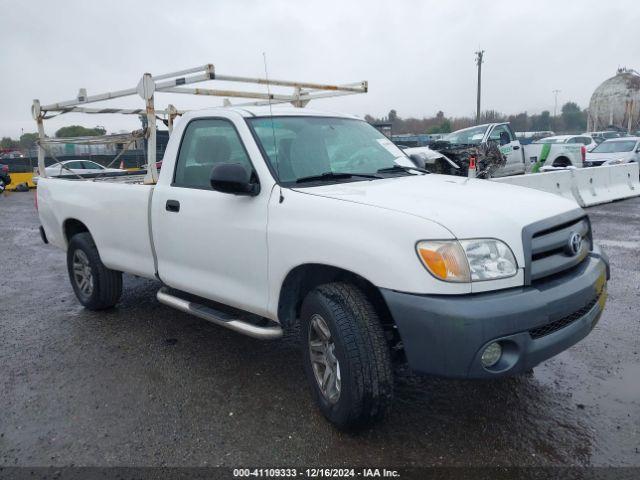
<box><xmin>584</xmin><ymin>137</ymin><xmax>640</xmax><ymax>167</ymax></box>
<box><xmin>33</xmin><ymin>159</ymin><xmax>124</xmax><ymax>184</ymax></box>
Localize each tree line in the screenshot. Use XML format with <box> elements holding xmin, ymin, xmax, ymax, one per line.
<box><xmin>365</xmin><ymin>101</ymin><xmax>588</xmax><ymax>135</ymax></box>
<box><xmin>1</xmin><ymin>126</ymin><xmax>106</xmax><ymax>151</ymax></box>
<box><xmin>1</xmin><ymin>103</ymin><xmax>589</xmax><ymax>151</ymax></box>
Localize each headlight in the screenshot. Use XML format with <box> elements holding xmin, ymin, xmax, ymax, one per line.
<box><xmin>459</xmin><ymin>239</ymin><xmax>518</xmax><ymax>281</ymax></box>
<box><xmin>603</xmin><ymin>158</ymin><xmax>626</xmax><ymax>165</ymax></box>
<box><xmin>417</xmin><ymin>239</ymin><xmax>517</xmax><ymax>283</ymax></box>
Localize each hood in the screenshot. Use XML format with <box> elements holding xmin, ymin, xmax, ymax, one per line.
<box><xmin>294</xmin><ymin>174</ymin><xmax>580</xmax><ymax>243</ymax></box>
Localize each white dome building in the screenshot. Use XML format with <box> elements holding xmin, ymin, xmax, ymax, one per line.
<box><xmin>587</xmin><ymin>68</ymin><xmax>640</xmax><ymax>132</ymax></box>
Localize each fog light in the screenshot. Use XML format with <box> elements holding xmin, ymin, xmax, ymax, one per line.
<box><xmin>481</xmin><ymin>342</ymin><xmax>502</xmax><ymax>368</ymax></box>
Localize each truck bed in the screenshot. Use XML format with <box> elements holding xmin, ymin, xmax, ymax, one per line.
<box><xmin>52</xmin><ymin>171</ymin><xmax>149</xmax><ymax>184</ymax></box>
<box><xmin>37</xmin><ymin>176</ymin><xmax>157</xmax><ymax>279</ymax></box>
<box><xmin>523</xmin><ymin>143</ymin><xmax>583</xmax><ymax>169</ymax></box>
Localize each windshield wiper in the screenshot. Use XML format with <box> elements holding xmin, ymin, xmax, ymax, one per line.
<box><xmin>377</xmin><ymin>164</ymin><xmax>429</xmax><ymax>175</ymax></box>
<box><xmin>295</xmin><ymin>171</ymin><xmax>382</xmax><ymax>184</ymax></box>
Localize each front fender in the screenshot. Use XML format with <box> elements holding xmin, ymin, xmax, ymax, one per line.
<box><xmin>266</xmin><ymin>188</ymin><xmax>469</xmax><ymax>318</ymax></box>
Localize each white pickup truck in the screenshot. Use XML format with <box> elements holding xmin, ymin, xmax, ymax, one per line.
<box><xmin>37</xmin><ymin>107</ymin><xmax>610</xmax><ymax>429</ymax></box>
<box><xmin>525</xmin><ymin>135</ymin><xmax>587</xmax><ymax>171</ymax></box>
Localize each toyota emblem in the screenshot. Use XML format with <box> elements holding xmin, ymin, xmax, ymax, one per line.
<box><xmin>567</xmin><ymin>232</ymin><xmax>583</xmax><ymax>256</ymax></box>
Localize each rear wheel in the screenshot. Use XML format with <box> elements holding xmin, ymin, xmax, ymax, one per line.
<box><xmin>66</xmin><ymin>232</ymin><xmax>122</xmax><ymax>310</ymax></box>
<box><xmin>300</xmin><ymin>282</ymin><xmax>393</xmax><ymax>430</ymax></box>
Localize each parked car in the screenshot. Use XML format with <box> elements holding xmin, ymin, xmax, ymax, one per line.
<box><xmin>582</xmin><ymin>131</ymin><xmax>622</xmax><ymax>144</ymax></box>
<box><xmin>37</xmin><ymin>107</ymin><xmax>609</xmax><ymax>429</ymax></box>
<box><xmin>0</xmin><ymin>163</ymin><xmax>11</xmax><ymax>193</ymax></box>
<box><xmin>33</xmin><ymin>159</ymin><xmax>124</xmax><ymax>184</ymax></box>
<box><xmin>0</xmin><ymin>151</ymin><xmax>24</xmax><ymax>160</ymax></box>
<box><xmin>429</xmin><ymin>123</ymin><xmax>525</xmax><ymax>177</ymax></box>
<box><xmin>525</xmin><ymin>136</ymin><xmax>586</xmax><ymax>171</ymax></box>
<box><xmin>45</xmin><ymin>159</ymin><xmax>124</xmax><ymax>177</ymax></box>
<box><xmin>584</xmin><ymin>137</ymin><xmax>640</xmax><ymax>167</ymax></box>
<box><xmin>532</xmin><ymin>134</ymin><xmax>598</xmax><ymax>152</ymax></box>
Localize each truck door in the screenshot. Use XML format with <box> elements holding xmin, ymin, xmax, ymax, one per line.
<box><xmin>487</xmin><ymin>124</ymin><xmax>524</xmax><ymax>176</ymax></box>
<box><xmin>151</xmin><ymin>117</ymin><xmax>270</xmax><ymax>316</ymax></box>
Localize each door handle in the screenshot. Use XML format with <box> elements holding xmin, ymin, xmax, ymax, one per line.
<box><xmin>513</xmin><ymin>145</ymin><xmax>520</xmax><ymax>150</ymax></box>
<box><xmin>166</xmin><ymin>200</ymin><xmax>180</xmax><ymax>212</ymax></box>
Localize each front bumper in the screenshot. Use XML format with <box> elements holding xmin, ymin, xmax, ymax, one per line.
<box><xmin>381</xmin><ymin>249</ymin><xmax>609</xmax><ymax>379</ymax></box>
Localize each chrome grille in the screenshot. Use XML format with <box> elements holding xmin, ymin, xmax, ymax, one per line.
<box><xmin>528</xmin><ymin>216</ymin><xmax>592</xmax><ymax>283</ymax></box>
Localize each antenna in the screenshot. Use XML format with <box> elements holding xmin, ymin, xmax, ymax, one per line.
<box><xmin>263</xmin><ymin>52</ymin><xmax>283</xmax><ymax>200</ymax></box>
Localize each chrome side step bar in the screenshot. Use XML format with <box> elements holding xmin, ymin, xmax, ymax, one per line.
<box><xmin>156</xmin><ymin>287</ymin><xmax>283</xmax><ymax>340</ymax></box>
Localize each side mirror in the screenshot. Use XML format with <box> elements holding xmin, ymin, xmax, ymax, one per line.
<box><xmin>209</xmin><ymin>163</ymin><xmax>259</xmax><ymax>196</ymax></box>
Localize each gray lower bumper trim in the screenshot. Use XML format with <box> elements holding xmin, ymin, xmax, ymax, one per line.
<box><xmin>381</xmin><ymin>253</ymin><xmax>608</xmax><ymax>379</ymax></box>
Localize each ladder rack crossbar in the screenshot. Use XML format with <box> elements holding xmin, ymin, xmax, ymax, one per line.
<box><xmin>32</xmin><ymin>63</ymin><xmax>367</xmax><ymax>185</ymax></box>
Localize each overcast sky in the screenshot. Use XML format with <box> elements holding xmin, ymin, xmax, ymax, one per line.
<box><xmin>1</xmin><ymin>0</ymin><xmax>638</xmax><ymax>137</ymax></box>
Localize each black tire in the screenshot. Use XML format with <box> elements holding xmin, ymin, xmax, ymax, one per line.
<box><xmin>300</xmin><ymin>282</ymin><xmax>393</xmax><ymax>430</ymax></box>
<box><xmin>66</xmin><ymin>232</ymin><xmax>122</xmax><ymax>310</ymax></box>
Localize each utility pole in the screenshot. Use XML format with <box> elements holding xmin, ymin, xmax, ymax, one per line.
<box><xmin>475</xmin><ymin>50</ymin><xmax>484</xmax><ymax>124</ymax></box>
<box><xmin>553</xmin><ymin>89</ymin><xmax>561</xmax><ymax>118</ymax></box>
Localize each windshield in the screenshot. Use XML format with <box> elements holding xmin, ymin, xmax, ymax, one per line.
<box><xmin>533</xmin><ymin>137</ymin><xmax>565</xmax><ymax>144</ymax></box>
<box><xmin>591</xmin><ymin>140</ymin><xmax>637</xmax><ymax>153</ymax></box>
<box><xmin>443</xmin><ymin>125</ymin><xmax>489</xmax><ymax>145</ymax></box>
<box><xmin>248</xmin><ymin>116</ymin><xmax>414</xmax><ymax>184</ymax></box>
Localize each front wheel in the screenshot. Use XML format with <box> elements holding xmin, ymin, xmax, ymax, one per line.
<box><xmin>66</xmin><ymin>232</ymin><xmax>122</xmax><ymax>310</ymax></box>
<box><xmin>300</xmin><ymin>282</ymin><xmax>393</xmax><ymax>430</ymax></box>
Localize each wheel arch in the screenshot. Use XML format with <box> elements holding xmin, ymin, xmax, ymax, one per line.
<box><xmin>277</xmin><ymin>263</ymin><xmax>394</xmax><ymax>333</ymax></box>
<box><xmin>552</xmin><ymin>156</ymin><xmax>572</xmax><ymax>167</ymax></box>
<box><xmin>63</xmin><ymin>218</ymin><xmax>90</xmax><ymax>246</ymax></box>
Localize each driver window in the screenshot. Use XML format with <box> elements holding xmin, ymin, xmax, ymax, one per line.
<box><xmin>489</xmin><ymin>125</ymin><xmax>512</xmax><ymax>144</ymax></box>
<box><xmin>174</xmin><ymin>119</ymin><xmax>252</xmax><ymax>189</ymax></box>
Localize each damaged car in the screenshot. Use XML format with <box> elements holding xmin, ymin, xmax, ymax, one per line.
<box><xmin>413</xmin><ymin>123</ymin><xmax>525</xmax><ymax>178</ymax></box>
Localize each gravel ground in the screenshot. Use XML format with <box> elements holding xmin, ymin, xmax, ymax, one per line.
<box><xmin>0</xmin><ymin>191</ymin><xmax>638</xmax><ymax>467</ymax></box>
